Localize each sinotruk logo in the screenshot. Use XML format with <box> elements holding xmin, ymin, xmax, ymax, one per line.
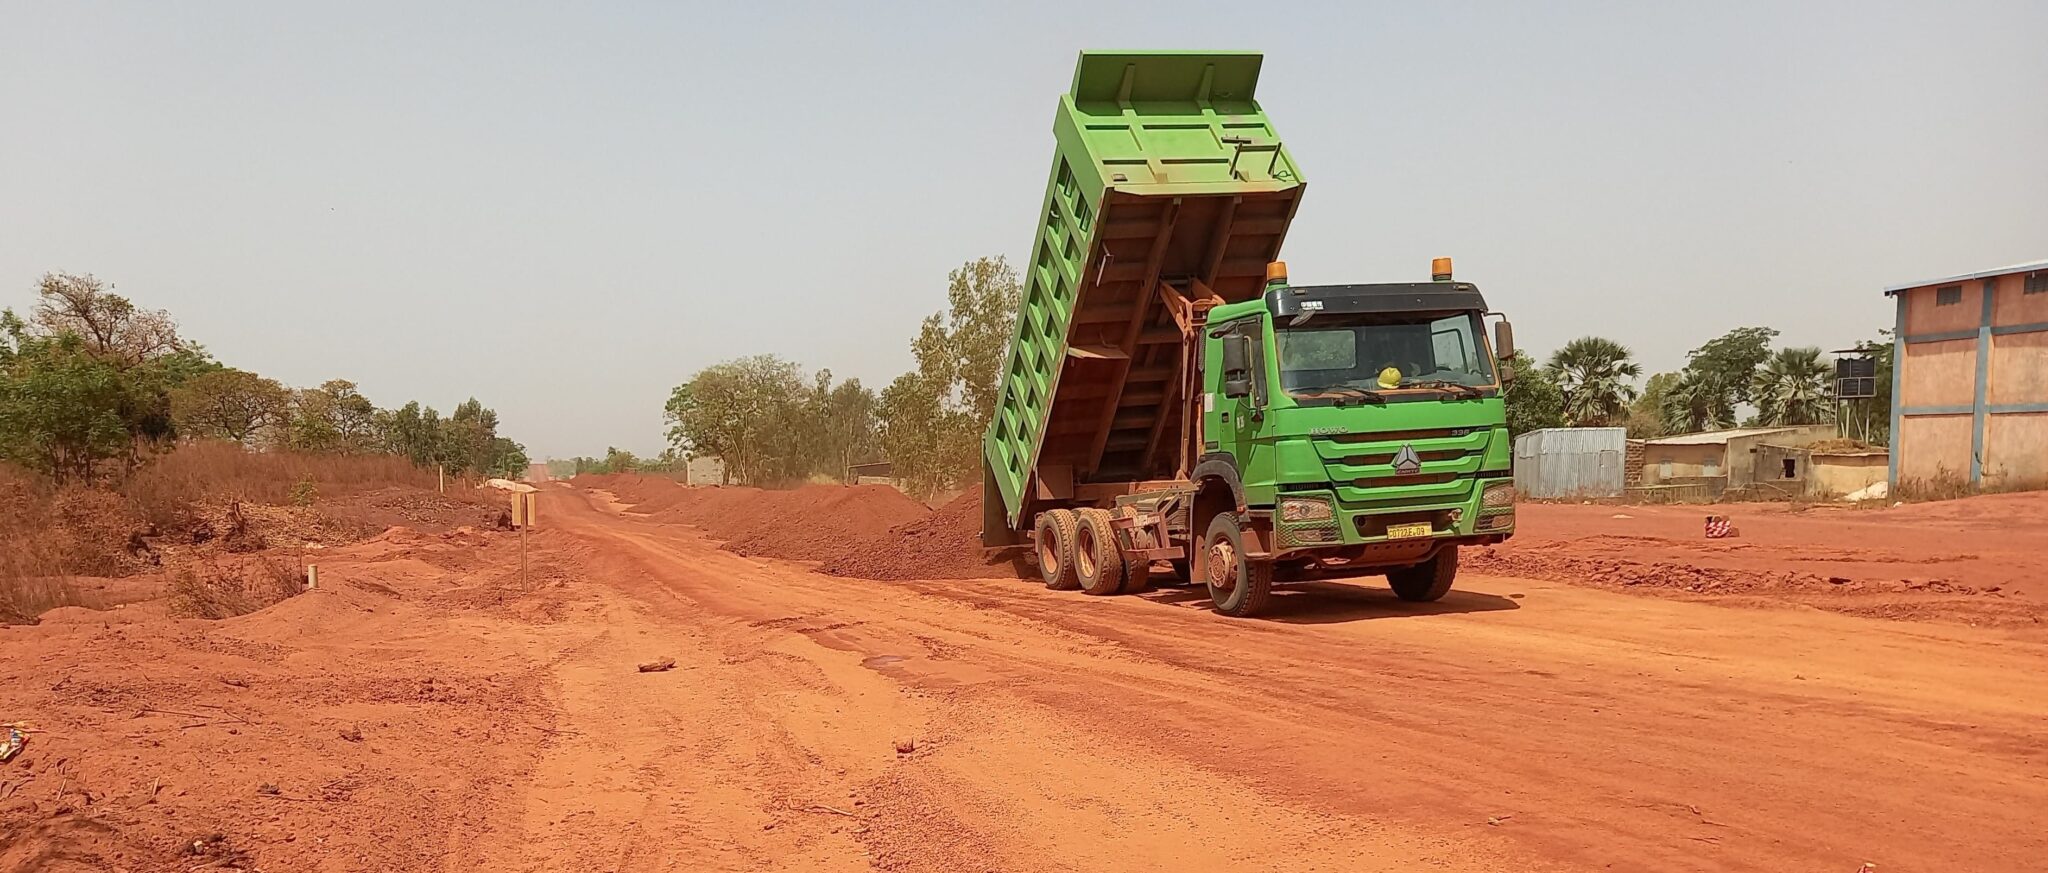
<box><xmin>1392</xmin><ymin>444</ymin><xmax>1422</xmax><ymax>476</ymax></box>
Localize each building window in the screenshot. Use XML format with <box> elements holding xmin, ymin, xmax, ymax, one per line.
<box><xmin>1781</xmin><ymin>458</ymin><xmax>1798</xmax><ymax>479</ymax></box>
<box><xmin>2028</xmin><ymin>272</ymin><xmax>2047</xmax><ymax>295</ymax></box>
<box><xmin>1935</xmin><ymin>285</ymin><xmax>1963</xmax><ymax>306</ymax></box>
<box><xmin>1704</xmin><ymin>456</ymin><xmax>1721</xmax><ymax>476</ymax></box>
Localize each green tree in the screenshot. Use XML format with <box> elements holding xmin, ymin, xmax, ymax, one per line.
<box><xmin>1752</xmin><ymin>346</ymin><xmax>1834</xmax><ymax>426</ymax></box>
<box><xmin>378</xmin><ymin>401</ymin><xmax>444</xmax><ymax>468</ymax></box>
<box><xmin>1545</xmin><ymin>336</ymin><xmax>1642</xmax><ymax>427</ymax></box>
<box><xmin>1684</xmin><ymin>326</ymin><xmax>1779</xmax><ymax>407</ymax></box>
<box><xmin>290</xmin><ymin>380</ymin><xmax>380</xmax><ymax>454</ymax></box>
<box><xmin>879</xmin><ymin>256</ymin><xmax>1020</xmax><ymax>493</ymax></box>
<box><xmin>817</xmin><ymin>374</ymin><xmax>880</xmax><ymax>480</ymax></box>
<box><xmin>1500</xmin><ymin>351</ymin><xmax>1565</xmax><ymax>436</ymax></box>
<box><xmin>484</xmin><ymin>436</ymin><xmax>529</xmax><ymax>478</ymax></box>
<box><xmin>665</xmin><ymin>355</ymin><xmax>810</xmax><ymax>486</ymax></box>
<box><xmin>1627</xmin><ymin>372</ymin><xmax>1679</xmax><ymax>439</ymax></box>
<box><xmin>171</xmin><ymin>368</ymin><xmax>291</xmax><ymax>445</ymax></box>
<box><xmin>437</xmin><ymin>398</ymin><xmax>497</xmax><ymax>473</ymax></box>
<box><xmin>19</xmin><ymin>273</ymin><xmax>214</xmax><ymax>469</ymax></box>
<box><xmin>1660</xmin><ymin>368</ymin><xmax>1737</xmax><ymax>434</ymax></box>
<box><xmin>0</xmin><ymin>316</ymin><xmax>136</xmax><ymax>483</ymax></box>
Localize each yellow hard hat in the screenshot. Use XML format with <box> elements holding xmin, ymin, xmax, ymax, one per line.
<box><xmin>1377</xmin><ymin>366</ymin><xmax>1402</xmax><ymax>389</ymax></box>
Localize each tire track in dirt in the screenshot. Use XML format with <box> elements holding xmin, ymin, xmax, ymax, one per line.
<box><xmin>545</xmin><ymin>484</ymin><xmax>2048</xmax><ymax>873</ymax></box>
<box><xmin>547</xmin><ymin>488</ymin><xmax>1540</xmax><ymax>873</ymax></box>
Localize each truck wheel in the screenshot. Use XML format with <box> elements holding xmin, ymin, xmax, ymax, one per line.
<box><xmin>1034</xmin><ymin>509</ymin><xmax>1082</xmax><ymax>591</ymax></box>
<box><xmin>1203</xmin><ymin>512</ymin><xmax>1273</xmax><ymax>617</ymax></box>
<box><xmin>1074</xmin><ymin>509</ymin><xmax>1126</xmax><ymax>596</ymax></box>
<box><xmin>1388</xmin><ymin>546</ymin><xmax>1458</xmax><ymax>602</ymax></box>
<box><xmin>1120</xmin><ymin>555</ymin><xmax>1152</xmax><ymax>594</ymax></box>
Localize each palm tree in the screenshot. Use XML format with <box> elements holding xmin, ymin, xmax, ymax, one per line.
<box><xmin>1545</xmin><ymin>337</ymin><xmax>1643</xmax><ymax>426</ymax></box>
<box><xmin>1660</xmin><ymin>368</ymin><xmax>1736</xmax><ymax>434</ymax></box>
<box><xmin>1751</xmin><ymin>347</ymin><xmax>1834</xmax><ymax>425</ymax></box>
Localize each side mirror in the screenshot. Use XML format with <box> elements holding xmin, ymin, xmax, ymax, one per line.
<box><xmin>1223</xmin><ymin>377</ymin><xmax>1253</xmax><ymax>398</ymax></box>
<box><xmin>1497</xmin><ymin>363</ymin><xmax>1517</xmax><ymax>385</ymax></box>
<box><xmin>1494</xmin><ymin>319</ymin><xmax>1516</xmax><ymax>361</ymax></box>
<box><xmin>1221</xmin><ymin>334</ymin><xmax>1250</xmax><ymax>375</ymax></box>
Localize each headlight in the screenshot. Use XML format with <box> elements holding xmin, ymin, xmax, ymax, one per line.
<box><xmin>1279</xmin><ymin>496</ymin><xmax>1335</xmax><ymax>522</ymax></box>
<box><xmin>1481</xmin><ymin>482</ymin><xmax>1516</xmax><ymax>510</ymax></box>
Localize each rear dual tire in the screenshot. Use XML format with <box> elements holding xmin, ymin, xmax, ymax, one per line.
<box><xmin>1074</xmin><ymin>509</ymin><xmax>1125</xmax><ymax>596</ymax></box>
<box><xmin>1035</xmin><ymin>509</ymin><xmax>1082</xmax><ymax>591</ymax></box>
<box><xmin>1036</xmin><ymin>508</ymin><xmax>1150</xmax><ymax>596</ymax></box>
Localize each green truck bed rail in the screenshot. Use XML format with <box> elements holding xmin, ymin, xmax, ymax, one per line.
<box><xmin>982</xmin><ymin>51</ymin><xmax>1306</xmax><ymax>539</ymax></box>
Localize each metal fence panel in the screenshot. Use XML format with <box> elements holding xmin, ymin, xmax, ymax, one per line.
<box><xmin>1514</xmin><ymin>428</ymin><xmax>1628</xmax><ymax>498</ymax></box>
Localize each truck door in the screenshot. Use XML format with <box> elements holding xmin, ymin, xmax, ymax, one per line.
<box><xmin>1205</xmin><ymin>319</ymin><xmax>1267</xmax><ymax>467</ymax></box>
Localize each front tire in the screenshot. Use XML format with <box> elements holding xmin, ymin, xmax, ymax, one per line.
<box><xmin>1203</xmin><ymin>512</ymin><xmax>1273</xmax><ymax>618</ymax></box>
<box><xmin>1388</xmin><ymin>546</ymin><xmax>1458</xmax><ymax>602</ymax></box>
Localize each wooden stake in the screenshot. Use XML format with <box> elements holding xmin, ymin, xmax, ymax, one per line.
<box><xmin>306</xmin><ymin>565</ymin><xmax>318</xmax><ymax>590</ymax></box>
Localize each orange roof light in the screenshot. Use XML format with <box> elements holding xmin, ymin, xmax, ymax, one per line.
<box><xmin>1432</xmin><ymin>257</ymin><xmax>1453</xmax><ymax>282</ymax></box>
<box><xmin>1265</xmin><ymin>260</ymin><xmax>1289</xmax><ymax>284</ymax></box>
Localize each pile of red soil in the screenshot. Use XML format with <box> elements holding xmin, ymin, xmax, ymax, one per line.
<box><xmin>579</xmin><ymin>476</ymin><xmax>1021</xmax><ymax>581</ymax></box>
<box><xmin>819</xmin><ymin>491</ymin><xmax>1023</xmax><ymax>581</ymax></box>
<box><xmin>722</xmin><ymin>485</ymin><xmax>931</xmax><ymax>562</ymax></box>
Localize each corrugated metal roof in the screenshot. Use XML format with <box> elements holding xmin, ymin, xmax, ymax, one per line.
<box><xmin>1883</xmin><ymin>259</ymin><xmax>2048</xmax><ymax>295</ymax></box>
<box><xmin>1644</xmin><ymin>427</ymin><xmax>1797</xmax><ymax>446</ymax></box>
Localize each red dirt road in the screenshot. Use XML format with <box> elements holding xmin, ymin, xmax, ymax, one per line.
<box><xmin>5</xmin><ymin>485</ymin><xmax>2045</xmax><ymax>871</ymax></box>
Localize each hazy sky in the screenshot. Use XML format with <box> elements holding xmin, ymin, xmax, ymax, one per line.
<box><xmin>4</xmin><ymin>2</ymin><xmax>2044</xmax><ymax>459</ymax></box>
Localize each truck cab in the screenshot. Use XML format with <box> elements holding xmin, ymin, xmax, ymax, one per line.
<box><xmin>1193</xmin><ymin>261</ymin><xmax>1517</xmax><ymax>612</ymax></box>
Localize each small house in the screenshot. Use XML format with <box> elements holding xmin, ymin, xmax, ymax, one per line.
<box><xmin>1639</xmin><ymin>425</ymin><xmax>1838</xmax><ymax>498</ymax></box>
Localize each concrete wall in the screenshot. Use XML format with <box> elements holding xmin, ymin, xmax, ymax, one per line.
<box><xmin>1892</xmin><ymin>268</ymin><xmax>2048</xmax><ymax>492</ymax></box>
<box><xmin>1985</xmin><ymin>412</ymin><xmax>2048</xmax><ymax>484</ymax></box>
<box><xmin>684</xmin><ymin>454</ymin><xmax>729</xmax><ymax>486</ymax></box>
<box><xmin>1641</xmin><ymin>444</ymin><xmax>1727</xmax><ymax>484</ymax></box>
<box><xmin>1809</xmin><ymin>453</ymin><xmax>1887</xmax><ymax>497</ymax></box>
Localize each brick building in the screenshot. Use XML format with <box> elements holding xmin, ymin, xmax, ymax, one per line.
<box><xmin>1887</xmin><ymin>260</ymin><xmax>2048</xmax><ymax>491</ymax></box>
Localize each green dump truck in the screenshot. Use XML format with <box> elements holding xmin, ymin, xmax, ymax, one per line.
<box><xmin>981</xmin><ymin>51</ymin><xmax>1518</xmax><ymax>617</ymax></box>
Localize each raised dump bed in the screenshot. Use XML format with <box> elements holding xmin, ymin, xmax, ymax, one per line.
<box><xmin>983</xmin><ymin>51</ymin><xmax>1306</xmax><ymax>535</ymax></box>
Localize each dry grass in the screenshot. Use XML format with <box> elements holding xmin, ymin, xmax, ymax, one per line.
<box><xmin>0</xmin><ymin>536</ymin><xmax>89</xmax><ymax>624</ymax></box>
<box><xmin>0</xmin><ymin>468</ymin><xmax>72</xmax><ymax>622</ymax></box>
<box><xmin>124</xmin><ymin>441</ymin><xmax>442</xmax><ymax>529</ymax></box>
<box><xmin>1896</xmin><ymin>466</ymin><xmax>2048</xmax><ymax>502</ymax></box>
<box><xmin>3</xmin><ymin>442</ymin><xmax>453</xmax><ymax>623</ymax></box>
<box><xmin>168</xmin><ymin>552</ymin><xmax>305</xmax><ymax>620</ymax></box>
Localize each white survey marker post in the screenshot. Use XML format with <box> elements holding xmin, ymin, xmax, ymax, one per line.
<box><xmin>510</xmin><ymin>491</ymin><xmax>538</xmax><ymax>589</ymax></box>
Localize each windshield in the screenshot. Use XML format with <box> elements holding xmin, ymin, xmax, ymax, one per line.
<box><xmin>1274</xmin><ymin>312</ymin><xmax>1495</xmax><ymax>397</ymax></box>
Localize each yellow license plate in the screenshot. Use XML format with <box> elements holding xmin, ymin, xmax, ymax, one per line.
<box><xmin>1385</xmin><ymin>522</ymin><xmax>1433</xmax><ymax>540</ymax></box>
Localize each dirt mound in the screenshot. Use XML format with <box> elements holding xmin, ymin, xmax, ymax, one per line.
<box><xmin>723</xmin><ymin>485</ymin><xmax>930</xmax><ymax>562</ymax></box>
<box><xmin>585</xmin><ymin>480</ymin><xmax>1021</xmax><ymax>580</ymax></box>
<box><xmin>319</xmin><ymin>487</ymin><xmax>509</xmax><ymax>534</ymax></box>
<box><xmin>820</xmin><ymin>491</ymin><xmax>1024</xmax><ymax>581</ymax></box>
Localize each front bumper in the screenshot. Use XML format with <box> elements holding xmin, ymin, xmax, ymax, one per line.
<box><xmin>1270</xmin><ymin>478</ymin><xmax>1515</xmax><ymax>555</ymax></box>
